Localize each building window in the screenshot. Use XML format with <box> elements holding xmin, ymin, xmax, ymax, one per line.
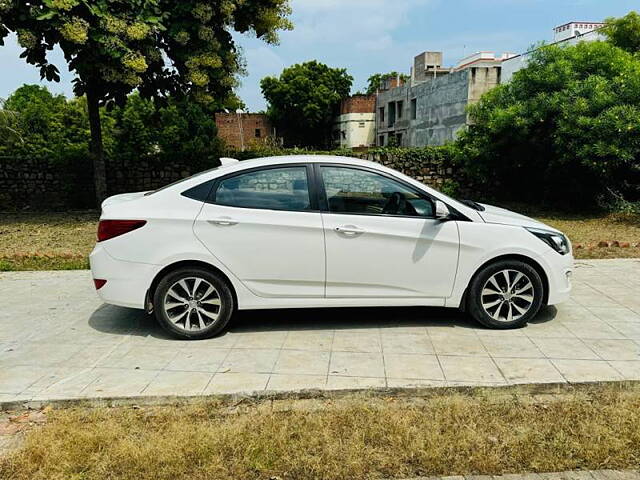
<box><xmin>378</xmin><ymin>135</ymin><xmax>385</xmax><ymax>146</ymax></box>
<box><xmin>358</xmin><ymin>122</ymin><xmax>366</xmax><ymax>128</ymax></box>
<box><xmin>395</xmin><ymin>133</ymin><xmax>402</xmax><ymax>146</ymax></box>
<box><xmin>411</xmin><ymin>98</ymin><xmax>417</xmax><ymax>120</ymax></box>
<box><xmin>388</xmin><ymin>102</ymin><xmax>396</xmax><ymax>127</ymax></box>
<box><xmin>397</xmin><ymin>101</ymin><xmax>403</xmax><ymax>119</ymax></box>
<box><xmin>255</xmin><ymin>128</ymin><xmax>261</xmax><ymax>138</ymax></box>
<box><xmin>379</xmin><ymin>107</ymin><xmax>385</xmax><ymax>124</ymax></box>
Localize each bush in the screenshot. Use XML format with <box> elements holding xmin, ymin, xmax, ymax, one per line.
<box><xmin>457</xmin><ymin>40</ymin><xmax>640</xmax><ymax>209</ymax></box>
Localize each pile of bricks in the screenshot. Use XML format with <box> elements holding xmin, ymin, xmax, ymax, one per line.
<box><xmin>574</xmin><ymin>241</ymin><xmax>640</xmax><ymax>250</ymax></box>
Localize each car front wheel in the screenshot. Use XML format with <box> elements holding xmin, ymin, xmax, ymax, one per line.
<box><xmin>467</xmin><ymin>260</ymin><xmax>544</xmax><ymax>329</ymax></box>
<box><xmin>153</xmin><ymin>267</ymin><xmax>234</xmax><ymax>340</ymax></box>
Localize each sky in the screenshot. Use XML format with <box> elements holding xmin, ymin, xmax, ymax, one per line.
<box><xmin>0</xmin><ymin>0</ymin><xmax>638</xmax><ymax>111</ymax></box>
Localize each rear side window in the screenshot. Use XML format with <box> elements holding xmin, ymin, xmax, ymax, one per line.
<box><xmin>214</xmin><ymin>167</ymin><xmax>311</xmax><ymax>211</ymax></box>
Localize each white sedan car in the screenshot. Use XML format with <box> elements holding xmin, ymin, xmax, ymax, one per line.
<box><xmin>90</xmin><ymin>155</ymin><xmax>573</xmax><ymax>339</ymax></box>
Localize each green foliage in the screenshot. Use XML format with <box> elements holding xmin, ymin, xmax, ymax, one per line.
<box><xmin>457</xmin><ymin>40</ymin><xmax>640</xmax><ymax>207</ymax></box>
<box><xmin>365</xmin><ymin>72</ymin><xmax>410</xmax><ymax>95</ymax></box>
<box><xmin>0</xmin><ymin>85</ymin><xmax>92</xmax><ymax>161</ymax></box>
<box><xmin>108</xmin><ymin>93</ymin><xmax>223</xmax><ymax>169</ymax></box>
<box><xmin>260</xmin><ymin>61</ymin><xmax>353</xmax><ymax>148</ymax></box>
<box><xmin>603</xmin><ymin>11</ymin><xmax>640</xmax><ymax>53</ymax></box>
<box><xmin>0</xmin><ymin>84</ymin><xmax>222</xmax><ymax>169</ymax></box>
<box><xmin>0</xmin><ymin>0</ymin><xmax>293</xmax><ymax>107</ymax></box>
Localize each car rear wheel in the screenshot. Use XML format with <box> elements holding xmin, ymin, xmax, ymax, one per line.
<box><xmin>467</xmin><ymin>260</ymin><xmax>544</xmax><ymax>329</ymax></box>
<box><xmin>153</xmin><ymin>267</ymin><xmax>234</xmax><ymax>340</ymax></box>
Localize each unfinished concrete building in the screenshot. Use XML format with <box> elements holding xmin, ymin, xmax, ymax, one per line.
<box><xmin>376</xmin><ymin>51</ymin><xmax>508</xmax><ymax>147</ymax></box>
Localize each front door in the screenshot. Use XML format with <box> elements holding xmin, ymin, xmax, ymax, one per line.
<box><xmin>194</xmin><ymin>165</ymin><xmax>325</xmax><ymax>298</ymax></box>
<box><xmin>318</xmin><ymin>165</ymin><xmax>460</xmax><ymax>299</ymax></box>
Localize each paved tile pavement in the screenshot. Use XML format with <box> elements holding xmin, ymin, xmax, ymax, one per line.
<box><xmin>400</xmin><ymin>471</ymin><xmax>640</xmax><ymax>480</ymax></box>
<box><xmin>1</xmin><ymin>259</ymin><xmax>640</xmax><ymax>403</ymax></box>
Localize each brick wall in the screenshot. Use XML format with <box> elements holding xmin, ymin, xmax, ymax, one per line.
<box><xmin>339</xmin><ymin>95</ymin><xmax>376</xmax><ymax>114</ymax></box>
<box><xmin>215</xmin><ymin>113</ymin><xmax>274</xmax><ymax>150</ymax></box>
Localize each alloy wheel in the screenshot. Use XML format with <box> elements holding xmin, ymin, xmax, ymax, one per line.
<box><xmin>480</xmin><ymin>269</ymin><xmax>535</xmax><ymax>323</ymax></box>
<box><xmin>163</xmin><ymin>277</ymin><xmax>222</xmax><ymax>331</ymax></box>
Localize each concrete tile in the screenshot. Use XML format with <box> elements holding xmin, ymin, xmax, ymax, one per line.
<box><xmin>219</xmin><ymin>349</ymin><xmax>279</xmax><ymax>374</ymax></box>
<box><xmin>383</xmin><ymin>353</ymin><xmax>444</xmax><ymax>380</ymax></box>
<box><xmin>82</xmin><ymin>368</ymin><xmax>159</xmax><ymax>397</ymax></box>
<box><xmin>582</xmin><ymin>339</ymin><xmax>640</xmax><ymax>361</ymax></box>
<box><xmin>325</xmin><ymin>376</ymin><xmax>386</xmax><ymax>390</ymax></box>
<box><xmin>607</xmin><ymin>322</ymin><xmax>640</xmax><ymax>339</ymax></box>
<box><xmin>185</xmin><ymin>332</ymin><xmax>238</xmax><ymax>349</ymax></box>
<box><xmin>481</xmin><ymin>336</ymin><xmax>543</xmax><ymax>358</ymax></box>
<box><xmin>591</xmin><ymin>470</ymin><xmax>640</xmax><ymax>480</ymax></box>
<box><xmin>551</xmin><ymin>360</ymin><xmax>623</xmax><ymax>383</ymax></box>
<box><xmin>204</xmin><ymin>372</ymin><xmax>270</xmax><ymax>394</ymax></box>
<box><xmin>233</xmin><ymin>331</ymin><xmax>288</xmax><ymax>349</ymax></box>
<box><xmin>329</xmin><ymin>351</ymin><xmax>385</xmax><ymax>377</ymax></box>
<box><xmin>494</xmin><ymin>358</ymin><xmax>566</xmax><ymax>384</ymax></box>
<box><xmin>524</xmin><ymin>321</ymin><xmax>576</xmax><ymax>338</ymax></box>
<box><xmin>273</xmin><ymin>350</ymin><xmax>330</xmax><ymax>376</ymax></box>
<box><xmin>332</xmin><ymin>331</ymin><xmax>381</xmax><ymax>353</ymax></box>
<box><xmin>538</xmin><ymin>472</ymin><xmax>595</xmax><ymax>480</ymax></box>
<box><xmin>431</xmin><ymin>335</ymin><xmax>489</xmax><ymax>356</ymax></box>
<box><xmin>0</xmin><ymin>365</ymin><xmax>47</xmax><ymax>394</ymax></box>
<box><xmin>97</xmin><ymin>344</ymin><xmax>178</xmax><ymax>370</ymax></box>
<box><xmin>381</xmin><ymin>333</ymin><xmax>434</xmax><ymax>354</ymax></box>
<box><xmin>62</xmin><ymin>344</ymin><xmax>123</xmax><ymax>367</ymax></box>
<box><xmin>439</xmin><ymin>356</ymin><xmax>505</xmax><ymax>383</ymax></box>
<box><xmin>563</xmin><ymin>321</ymin><xmax>628</xmax><ymax>340</ymax></box>
<box><xmin>165</xmin><ymin>348</ymin><xmax>229</xmax><ymax>373</ymax></box>
<box><xmin>266</xmin><ymin>374</ymin><xmax>327</xmax><ymax>392</ymax></box>
<box><xmin>531</xmin><ymin>338</ymin><xmax>599</xmax><ymax>360</ymax></box>
<box><xmin>0</xmin><ymin>342</ymin><xmax>83</xmax><ymax>367</ymax></box>
<box><xmin>282</xmin><ymin>331</ymin><xmax>333</xmax><ymax>351</ymax></box>
<box><xmin>143</xmin><ymin>371</ymin><xmax>213</xmax><ymax>396</ymax></box>
<box><xmin>22</xmin><ymin>367</ymin><xmax>100</xmax><ymax>394</ymax></box>
<box><xmin>609</xmin><ymin>361</ymin><xmax>640</xmax><ymax>380</ymax></box>
<box><xmin>387</xmin><ymin>378</ymin><xmax>446</xmax><ymax>388</ymax></box>
<box><xmin>588</xmin><ymin>307</ymin><xmax>640</xmax><ymax>323</ymax></box>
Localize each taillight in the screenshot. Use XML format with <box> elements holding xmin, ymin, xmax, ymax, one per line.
<box><xmin>97</xmin><ymin>220</ymin><xmax>147</xmax><ymax>242</ymax></box>
<box><xmin>94</xmin><ymin>279</ymin><xmax>107</xmax><ymax>290</ymax></box>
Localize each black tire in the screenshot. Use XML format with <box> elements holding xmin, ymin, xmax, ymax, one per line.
<box><xmin>153</xmin><ymin>267</ymin><xmax>234</xmax><ymax>340</ymax></box>
<box><xmin>467</xmin><ymin>260</ymin><xmax>544</xmax><ymax>329</ymax></box>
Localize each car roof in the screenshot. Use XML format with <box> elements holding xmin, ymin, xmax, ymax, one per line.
<box><xmin>225</xmin><ymin>155</ymin><xmax>381</xmax><ymax>170</ymax></box>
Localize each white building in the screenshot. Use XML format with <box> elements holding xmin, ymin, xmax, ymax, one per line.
<box><xmin>332</xmin><ymin>95</ymin><xmax>377</xmax><ymax>149</ymax></box>
<box><xmin>501</xmin><ymin>21</ymin><xmax>606</xmax><ymax>83</ymax></box>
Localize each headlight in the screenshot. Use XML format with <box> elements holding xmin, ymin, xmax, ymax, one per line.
<box><xmin>525</xmin><ymin>227</ymin><xmax>571</xmax><ymax>255</ymax></box>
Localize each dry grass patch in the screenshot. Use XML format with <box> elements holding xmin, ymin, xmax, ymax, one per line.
<box><xmin>534</xmin><ymin>212</ymin><xmax>640</xmax><ymax>259</ymax></box>
<box><xmin>0</xmin><ymin>212</ymin><xmax>96</xmax><ymax>270</ymax></box>
<box><xmin>2</xmin><ymin>384</ymin><xmax>640</xmax><ymax>480</ymax></box>
<box><xmin>0</xmin><ymin>208</ymin><xmax>638</xmax><ymax>270</ymax></box>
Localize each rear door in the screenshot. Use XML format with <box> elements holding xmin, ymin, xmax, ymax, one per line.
<box><xmin>194</xmin><ymin>164</ymin><xmax>325</xmax><ymax>298</ymax></box>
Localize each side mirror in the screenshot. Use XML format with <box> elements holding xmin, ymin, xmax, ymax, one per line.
<box><xmin>434</xmin><ymin>200</ymin><xmax>451</xmax><ymax>220</ymax></box>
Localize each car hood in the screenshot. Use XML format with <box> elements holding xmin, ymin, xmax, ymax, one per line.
<box><xmin>477</xmin><ymin>203</ymin><xmax>561</xmax><ymax>232</ymax></box>
<box><xmin>101</xmin><ymin>191</ymin><xmax>148</xmax><ymax>209</ymax></box>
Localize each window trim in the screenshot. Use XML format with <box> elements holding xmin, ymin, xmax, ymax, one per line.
<box><xmin>313</xmin><ymin>163</ymin><xmax>440</xmax><ymax>220</ymax></box>
<box><xmin>207</xmin><ymin>163</ymin><xmax>319</xmax><ymax>213</ymax></box>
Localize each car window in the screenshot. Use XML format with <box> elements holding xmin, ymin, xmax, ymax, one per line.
<box><xmin>214</xmin><ymin>167</ymin><xmax>311</xmax><ymax>211</ymax></box>
<box><xmin>321</xmin><ymin>166</ymin><xmax>434</xmax><ymax>217</ymax></box>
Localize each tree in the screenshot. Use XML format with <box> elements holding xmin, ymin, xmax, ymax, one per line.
<box><xmin>365</xmin><ymin>72</ymin><xmax>409</xmax><ymax>95</ymax></box>
<box><xmin>108</xmin><ymin>93</ymin><xmax>223</xmax><ymax>169</ymax></box>
<box><xmin>0</xmin><ymin>0</ymin><xmax>292</xmax><ymax>203</ymax></box>
<box><xmin>456</xmin><ymin>40</ymin><xmax>640</xmax><ymax>207</ymax></box>
<box><xmin>261</xmin><ymin>60</ymin><xmax>353</xmax><ymax>148</ymax></box>
<box><xmin>1</xmin><ymin>84</ymin><xmax>92</xmax><ymax>159</ymax></box>
<box><xmin>603</xmin><ymin>11</ymin><xmax>640</xmax><ymax>53</ymax></box>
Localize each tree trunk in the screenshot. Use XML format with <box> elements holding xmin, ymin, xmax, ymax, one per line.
<box><xmin>86</xmin><ymin>86</ymin><xmax>108</xmax><ymax>205</ymax></box>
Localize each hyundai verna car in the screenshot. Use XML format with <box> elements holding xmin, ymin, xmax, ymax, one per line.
<box><xmin>90</xmin><ymin>156</ymin><xmax>573</xmax><ymax>340</ymax></box>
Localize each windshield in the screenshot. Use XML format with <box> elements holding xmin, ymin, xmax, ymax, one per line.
<box><xmin>144</xmin><ymin>166</ymin><xmax>221</xmax><ymax>196</ymax></box>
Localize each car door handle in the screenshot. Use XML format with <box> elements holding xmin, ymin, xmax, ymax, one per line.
<box><xmin>335</xmin><ymin>226</ymin><xmax>364</xmax><ymax>236</ymax></box>
<box><xmin>208</xmin><ymin>217</ymin><xmax>238</xmax><ymax>226</ymax></box>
